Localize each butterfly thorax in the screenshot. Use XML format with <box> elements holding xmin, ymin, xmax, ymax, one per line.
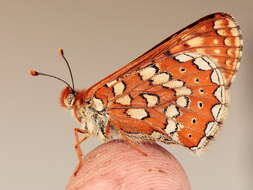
<box><xmin>61</xmin><ymin>87</ymin><xmax>110</xmax><ymax>141</ymax></box>
<box><xmin>77</xmin><ymin>102</ymin><xmax>109</xmax><ymax>141</ymax></box>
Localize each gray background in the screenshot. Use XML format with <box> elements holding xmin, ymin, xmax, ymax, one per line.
<box><xmin>1</xmin><ymin>0</ymin><xmax>252</xmax><ymax>189</ymax></box>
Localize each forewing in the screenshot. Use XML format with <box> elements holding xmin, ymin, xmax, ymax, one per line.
<box><xmin>87</xmin><ymin>12</ymin><xmax>242</xmax><ymax>97</ymax></box>
<box><xmin>165</xmin><ymin>12</ymin><xmax>242</xmax><ymax>86</ymax></box>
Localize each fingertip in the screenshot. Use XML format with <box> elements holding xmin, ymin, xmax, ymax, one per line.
<box><xmin>66</xmin><ymin>140</ymin><xmax>191</xmax><ymax>190</ymax></box>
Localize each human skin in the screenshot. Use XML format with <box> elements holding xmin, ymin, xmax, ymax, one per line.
<box><xmin>66</xmin><ymin>140</ymin><xmax>191</xmax><ymax>190</ymax></box>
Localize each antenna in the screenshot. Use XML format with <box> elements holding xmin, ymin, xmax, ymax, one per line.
<box><xmin>58</xmin><ymin>48</ymin><xmax>75</xmax><ymax>90</ymax></box>
<box><xmin>30</xmin><ymin>70</ymin><xmax>73</xmax><ymax>90</ymax></box>
<box><xmin>30</xmin><ymin>48</ymin><xmax>76</xmax><ymax>92</ymax></box>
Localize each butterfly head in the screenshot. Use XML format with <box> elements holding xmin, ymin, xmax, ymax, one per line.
<box><xmin>30</xmin><ymin>48</ymin><xmax>79</xmax><ymax>110</ymax></box>
<box><xmin>60</xmin><ymin>87</ymin><xmax>78</xmax><ymax>109</ymax></box>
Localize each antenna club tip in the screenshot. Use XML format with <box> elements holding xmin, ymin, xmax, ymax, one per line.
<box><xmin>30</xmin><ymin>70</ymin><xmax>39</xmax><ymax>76</ymax></box>
<box><xmin>58</xmin><ymin>48</ymin><xmax>64</xmax><ymax>57</ymax></box>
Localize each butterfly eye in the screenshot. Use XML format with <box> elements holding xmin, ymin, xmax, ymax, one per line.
<box><xmin>64</xmin><ymin>93</ymin><xmax>76</xmax><ymax>109</ymax></box>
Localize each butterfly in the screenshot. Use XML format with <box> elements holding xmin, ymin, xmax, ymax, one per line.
<box><xmin>31</xmin><ymin>12</ymin><xmax>242</xmax><ymax>175</ymax></box>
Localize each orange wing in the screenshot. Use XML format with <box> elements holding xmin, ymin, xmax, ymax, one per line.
<box><xmin>89</xmin><ymin>13</ymin><xmax>242</xmax><ymax>151</ymax></box>
<box><xmin>86</xmin><ymin>12</ymin><xmax>242</xmax><ymax>98</ymax></box>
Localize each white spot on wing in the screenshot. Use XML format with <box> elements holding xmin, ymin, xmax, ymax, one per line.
<box><xmin>163</xmin><ymin>80</ymin><xmax>184</xmax><ymax>88</ymax></box>
<box><xmin>197</xmin><ymin>136</ymin><xmax>208</xmax><ymax>148</ymax></box>
<box><xmin>186</xmin><ymin>37</ymin><xmax>204</xmax><ymax>47</ymax></box>
<box><xmin>92</xmin><ymin>97</ymin><xmax>104</xmax><ymax>111</ymax></box>
<box><xmin>165</xmin><ymin>105</ymin><xmax>180</xmax><ymax>118</ymax></box>
<box><xmin>214</xmin><ymin>86</ymin><xmax>226</xmax><ymax>104</ymax></box>
<box><xmin>212</xmin><ymin>104</ymin><xmax>227</xmax><ymax>122</ymax></box>
<box><xmin>184</xmin><ymin>53</ymin><xmax>201</xmax><ymax>58</ymax></box>
<box><xmin>106</xmin><ymin>80</ymin><xmax>117</xmax><ymax>87</ymax></box>
<box><xmin>228</xmin><ymin>19</ymin><xmax>236</xmax><ymax>27</ymax></box>
<box><xmin>116</xmin><ymin>95</ymin><xmax>131</xmax><ymax>105</ymax></box>
<box><xmin>165</xmin><ymin>119</ymin><xmax>177</xmax><ymax>134</ymax></box>
<box><xmin>217</xmin><ymin>29</ymin><xmax>229</xmax><ymax>36</ymax></box>
<box><xmin>231</xmin><ymin>28</ymin><xmax>239</xmax><ymax>36</ymax></box>
<box><xmin>214</xmin><ymin>49</ymin><xmax>221</xmax><ymax>54</ymax></box>
<box><xmin>127</xmin><ymin>108</ymin><xmax>148</xmax><ymax>120</ymax></box>
<box><xmin>236</xmin><ymin>38</ymin><xmax>242</xmax><ymax>47</ymax></box>
<box><xmin>193</xmin><ymin>57</ymin><xmax>213</xmax><ymax>70</ymax></box>
<box><xmin>239</xmin><ymin>49</ymin><xmax>243</xmax><ymax>57</ymax></box>
<box><xmin>191</xmin><ymin>147</ymin><xmax>198</xmax><ymax>151</ymax></box>
<box><xmin>139</xmin><ymin>66</ymin><xmax>157</xmax><ymax>80</ymax></box>
<box><xmin>113</xmin><ymin>81</ymin><xmax>125</xmax><ymax>96</ymax></box>
<box><xmin>224</xmin><ymin>38</ymin><xmax>232</xmax><ymax>46</ymax></box>
<box><xmin>211</xmin><ymin>69</ymin><xmax>224</xmax><ymax>85</ymax></box>
<box><xmin>214</xmin><ymin>19</ymin><xmax>224</xmax><ymax>29</ymax></box>
<box><xmin>151</xmin><ymin>73</ymin><xmax>171</xmax><ymax>85</ymax></box>
<box><xmin>205</xmin><ymin>122</ymin><xmax>219</xmax><ymax>136</ymax></box>
<box><xmin>191</xmin><ymin>136</ymin><xmax>208</xmax><ymax>151</ymax></box>
<box><xmin>176</xmin><ymin>96</ymin><xmax>189</xmax><ymax>107</ymax></box>
<box><xmin>213</xmin><ymin>39</ymin><xmax>219</xmax><ymax>45</ymax></box>
<box><xmin>175</xmin><ymin>87</ymin><xmax>192</xmax><ymax>96</ymax></box>
<box><xmin>240</xmin><ymin>39</ymin><xmax>244</xmax><ymax>47</ymax></box>
<box><xmin>142</xmin><ymin>94</ymin><xmax>159</xmax><ymax>107</ymax></box>
<box><xmin>174</xmin><ymin>54</ymin><xmax>193</xmax><ymax>62</ymax></box>
<box><xmin>236</xmin><ymin>62</ymin><xmax>241</xmax><ymax>70</ymax></box>
<box><xmin>202</xmin><ymin>57</ymin><xmax>217</xmax><ymax>68</ymax></box>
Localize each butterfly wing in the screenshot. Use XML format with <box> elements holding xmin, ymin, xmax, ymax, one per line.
<box><xmin>89</xmin><ymin>13</ymin><xmax>242</xmax><ymax>151</ymax></box>
<box><xmin>97</xmin><ymin>54</ymin><xmax>226</xmax><ymax>150</ymax></box>
<box><xmin>87</xmin><ymin>12</ymin><xmax>242</xmax><ymax>97</ymax></box>
<box><xmin>164</xmin><ymin>12</ymin><xmax>242</xmax><ymax>86</ymax></box>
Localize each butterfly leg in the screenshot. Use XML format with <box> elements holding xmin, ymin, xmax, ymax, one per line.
<box><xmin>105</xmin><ymin>121</ymin><xmax>111</xmax><ymax>139</ymax></box>
<box><xmin>111</xmin><ymin>120</ymin><xmax>148</xmax><ymax>156</ymax></box>
<box><xmin>73</xmin><ymin>128</ymin><xmax>89</xmax><ymax>176</ymax></box>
